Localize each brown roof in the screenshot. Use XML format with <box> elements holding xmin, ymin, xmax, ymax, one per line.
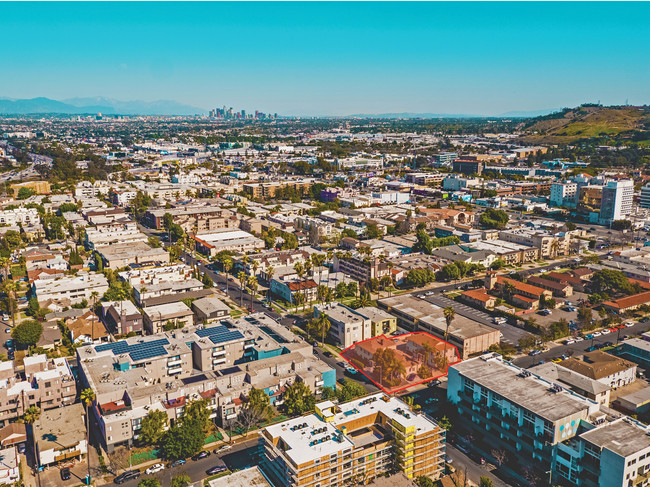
<box><xmin>67</xmin><ymin>312</ymin><xmax>108</xmax><ymax>340</ymax></box>
<box><xmin>546</xmin><ymin>271</ymin><xmax>583</xmax><ymax>286</ymax></box>
<box><xmin>0</xmin><ymin>423</ymin><xmax>27</xmax><ymax>446</ymax></box>
<box><xmin>286</xmin><ymin>279</ymin><xmax>318</xmax><ymax>292</ymax></box>
<box><xmin>560</xmin><ymin>351</ymin><xmax>636</xmax><ymax>380</ymax></box>
<box><xmin>462</xmin><ymin>287</ymin><xmax>494</xmax><ymax>303</ymax></box>
<box><xmin>602</xmin><ymin>291</ymin><xmax>650</xmax><ymax>310</ymax></box>
<box><xmin>497</xmin><ymin>276</ymin><xmax>547</xmax><ymax>297</ymax></box>
<box><xmin>28</xmin><ymin>268</ymin><xmax>65</xmax><ymax>283</ymax></box>
<box><xmin>571</xmin><ymin>268</ymin><xmax>593</xmax><ymax>278</ymax></box>
<box><xmin>527</xmin><ymin>276</ymin><xmax>572</xmax><ymax>292</ymax></box>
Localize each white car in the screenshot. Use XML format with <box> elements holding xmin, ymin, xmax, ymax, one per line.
<box><xmin>625</xmin><ymin>322</ymin><xmax>635</xmax><ymax>327</ymax></box>
<box><xmin>565</xmin><ymin>339</ymin><xmax>576</xmax><ymax>345</ymax></box>
<box><xmin>593</xmin><ymin>332</ymin><xmax>602</xmax><ymax>337</ymax></box>
<box><xmin>574</xmin><ymin>337</ymin><xmax>584</xmax><ymax>342</ymax></box>
<box><xmin>601</xmin><ymin>329</ymin><xmax>611</xmax><ymax>335</ymax></box>
<box><xmin>145</xmin><ymin>464</ymin><xmax>165</xmax><ymax>475</ymax></box>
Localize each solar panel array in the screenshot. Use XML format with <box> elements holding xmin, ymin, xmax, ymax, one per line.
<box><xmin>95</xmin><ymin>338</ymin><xmax>171</xmax><ymax>362</ymax></box>
<box><xmin>196</xmin><ymin>325</ymin><xmax>245</xmax><ymax>344</ymax></box>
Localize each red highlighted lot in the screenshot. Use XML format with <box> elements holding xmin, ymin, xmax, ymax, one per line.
<box><xmin>340</xmin><ymin>332</ymin><xmax>461</xmax><ymax>394</ymax></box>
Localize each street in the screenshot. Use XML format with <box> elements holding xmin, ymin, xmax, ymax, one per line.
<box><xmin>115</xmin><ymin>438</ymin><xmax>258</xmax><ymax>487</ymax></box>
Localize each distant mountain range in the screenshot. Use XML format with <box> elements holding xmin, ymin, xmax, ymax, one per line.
<box><xmin>0</xmin><ymin>97</ymin><xmax>208</xmax><ymax>116</ymax></box>
<box><xmin>346</xmin><ymin>109</ymin><xmax>560</xmax><ymax>119</ymax></box>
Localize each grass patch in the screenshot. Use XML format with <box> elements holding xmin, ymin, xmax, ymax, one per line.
<box><xmin>230</xmin><ymin>309</ymin><xmax>242</xmax><ymax>318</ymax></box>
<box><xmin>130</xmin><ymin>448</ymin><xmax>160</xmax><ymax>465</ymax></box>
<box><xmin>10</xmin><ymin>266</ymin><xmax>26</xmax><ymax>278</ymax></box>
<box><xmin>204</xmin><ymin>432</ymin><xmax>224</xmax><ymax>444</ymax></box>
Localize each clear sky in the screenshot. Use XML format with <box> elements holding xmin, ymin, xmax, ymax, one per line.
<box><xmin>2</xmin><ymin>2</ymin><xmax>649</xmax><ymax>116</ymax></box>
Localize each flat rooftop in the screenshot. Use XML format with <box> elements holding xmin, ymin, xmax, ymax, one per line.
<box><xmin>580</xmin><ymin>419</ymin><xmax>650</xmax><ymax>458</ymax></box>
<box><xmin>379</xmin><ymin>295</ymin><xmax>497</xmax><ymax>340</ymax></box>
<box><xmin>452</xmin><ymin>355</ymin><xmax>597</xmax><ymax>422</ymax></box>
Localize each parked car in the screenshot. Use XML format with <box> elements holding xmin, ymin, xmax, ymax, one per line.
<box><xmin>170</xmin><ymin>459</ymin><xmax>186</xmax><ymax>467</ymax></box>
<box><xmin>145</xmin><ymin>463</ymin><xmax>165</xmax><ymax>475</ymax></box>
<box><xmin>323</xmin><ymin>351</ymin><xmax>332</xmax><ymax>358</ymax></box>
<box><xmin>625</xmin><ymin>322</ymin><xmax>635</xmax><ymax>327</ymax></box>
<box><xmin>60</xmin><ymin>468</ymin><xmax>71</xmax><ymax>481</ymax></box>
<box><xmin>206</xmin><ymin>465</ymin><xmax>227</xmax><ymax>475</ymax></box>
<box><xmin>215</xmin><ymin>445</ymin><xmax>232</xmax><ymax>454</ymax></box>
<box><xmin>601</xmin><ymin>329</ymin><xmax>611</xmax><ymax>335</ymax></box>
<box><xmin>192</xmin><ymin>451</ymin><xmax>211</xmax><ymax>461</ymax></box>
<box><xmin>345</xmin><ymin>367</ymin><xmax>358</xmax><ymax>375</ymax></box>
<box><xmin>17</xmin><ymin>443</ymin><xmax>25</xmax><ymax>454</ymax></box>
<box><xmin>593</xmin><ymin>332</ymin><xmax>602</xmax><ymax>337</ymax></box>
<box><xmin>337</xmin><ymin>362</ymin><xmax>346</xmax><ymax>368</ymax></box>
<box><xmin>428</xmin><ymin>379</ymin><xmax>442</xmax><ymax>387</ymax></box>
<box><xmin>529</xmin><ymin>350</ymin><xmax>542</xmax><ymax>356</ymax></box>
<box><xmin>564</xmin><ymin>339</ymin><xmax>576</xmax><ymax>345</ymax></box>
<box><xmin>114</xmin><ymin>471</ymin><xmax>141</xmax><ymax>484</ymax></box>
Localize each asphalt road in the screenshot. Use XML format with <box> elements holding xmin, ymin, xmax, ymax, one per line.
<box><xmin>513</xmin><ymin>320</ymin><xmax>649</xmax><ymax>369</ymax></box>
<box><xmin>116</xmin><ymin>438</ymin><xmax>258</xmax><ymax>487</ymax></box>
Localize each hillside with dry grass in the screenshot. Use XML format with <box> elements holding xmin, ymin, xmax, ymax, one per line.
<box><xmin>519</xmin><ymin>105</ymin><xmax>650</xmax><ymax>144</ymax></box>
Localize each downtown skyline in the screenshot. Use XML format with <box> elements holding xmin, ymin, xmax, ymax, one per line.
<box><xmin>2</xmin><ymin>2</ymin><xmax>650</xmax><ymax>116</ymax></box>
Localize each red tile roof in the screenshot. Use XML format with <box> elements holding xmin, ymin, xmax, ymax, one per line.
<box><xmin>602</xmin><ymin>291</ymin><xmax>650</xmax><ymax>310</ymax></box>
<box><xmin>497</xmin><ymin>276</ymin><xmax>546</xmax><ymax>297</ymax></box>
<box><xmin>286</xmin><ymin>279</ymin><xmax>318</xmax><ymax>291</ymax></box>
<box><xmin>462</xmin><ymin>288</ymin><xmax>494</xmax><ymax>303</ymax></box>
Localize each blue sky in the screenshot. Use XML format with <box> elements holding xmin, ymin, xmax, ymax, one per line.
<box><xmin>2</xmin><ymin>2</ymin><xmax>649</xmax><ymax>116</ymax></box>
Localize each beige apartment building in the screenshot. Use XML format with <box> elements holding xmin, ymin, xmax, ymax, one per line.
<box><xmin>260</xmin><ymin>393</ymin><xmax>445</xmax><ymax>486</ymax></box>
<box><xmin>0</xmin><ymin>356</ymin><xmax>76</xmax><ymax>428</ymax></box>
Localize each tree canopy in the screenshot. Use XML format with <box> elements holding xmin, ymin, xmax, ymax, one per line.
<box><xmin>11</xmin><ymin>319</ymin><xmax>43</xmax><ymax>347</ymax></box>
<box><xmin>283</xmin><ymin>381</ymin><xmax>316</xmax><ymax>416</ymax></box>
<box><xmin>139</xmin><ymin>409</ymin><xmax>168</xmax><ymax>446</ymax></box>
<box><xmin>479</xmin><ymin>208</ymin><xmax>509</xmax><ymax>229</ymax></box>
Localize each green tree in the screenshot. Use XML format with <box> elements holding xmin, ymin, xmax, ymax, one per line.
<box><xmin>138</xmin><ymin>478</ymin><xmax>162</xmax><ymax>487</ymax></box>
<box><xmin>17</xmin><ymin>187</ymin><xmax>35</xmax><ymax>199</ymax></box>
<box><xmin>591</xmin><ymin>269</ymin><xmax>632</xmax><ymax>295</ymax></box>
<box><xmin>479</xmin><ymin>477</ymin><xmax>495</xmax><ymax>487</ymax></box>
<box><xmin>11</xmin><ymin>319</ymin><xmax>43</xmax><ymax>347</ymax></box>
<box><xmin>159</xmin><ymin>422</ymin><xmax>204</xmax><ymax>460</ymax></box>
<box><xmin>336</xmin><ymin>380</ymin><xmax>367</xmax><ymax>402</ymax></box>
<box><xmin>414</xmin><ymin>476</ymin><xmax>436</xmax><ymax>487</ymax></box>
<box><xmin>577</xmin><ymin>306</ymin><xmax>593</xmax><ymax>328</ymax></box>
<box><xmin>171</xmin><ymin>474</ymin><xmax>192</xmax><ymax>487</ymax></box>
<box><xmin>180</xmin><ymin>399</ymin><xmax>211</xmax><ymax>434</ymax></box>
<box><xmin>479</xmin><ymin>208</ymin><xmax>509</xmax><ymax>229</ymax></box>
<box><xmin>22</xmin><ymin>405</ymin><xmax>41</xmax><ymax>425</ymax></box>
<box><xmin>438</xmin><ymin>263</ymin><xmax>460</xmax><ymax>282</ymax></box>
<box><xmin>139</xmin><ymin>409</ymin><xmax>168</xmax><ymax>446</ymax></box>
<box><xmin>365</xmin><ymin>223</ymin><xmax>383</xmax><ymax>239</ymax></box>
<box><xmin>283</xmin><ymin>381</ymin><xmax>316</xmax><ymax>416</ymax></box>
<box><xmin>438</xmin><ymin>415</ymin><xmax>452</xmax><ymax>432</ymax></box>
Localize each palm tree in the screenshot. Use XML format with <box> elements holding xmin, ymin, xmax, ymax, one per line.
<box><xmin>550</xmin><ymin>239</ymin><xmax>560</xmax><ymax>259</ymax></box>
<box><xmin>0</xmin><ymin>257</ymin><xmax>10</xmax><ymax>281</ymax></box>
<box><xmin>318</xmin><ymin>315</ymin><xmax>331</xmax><ymax>347</ymax></box>
<box><xmin>221</xmin><ymin>256</ymin><xmax>233</xmax><ymax>294</ymax></box>
<box><xmin>2</xmin><ymin>280</ymin><xmax>18</xmax><ymax>328</ymax></box>
<box><xmin>90</xmin><ymin>291</ymin><xmax>99</xmax><ymax>342</ymax></box>
<box><xmin>80</xmin><ymin>388</ymin><xmax>96</xmax><ymax>484</ymax></box>
<box><xmin>237</xmin><ymin>271</ymin><xmax>247</xmax><ymax>308</ymax></box>
<box><xmin>265</xmin><ymin>266</ymin><xmax>275</xmax><ymax>306</ymax></box>
<box><xmin>443</xmin><ymin>306</ymin><xmax>455</xmax><ymax>342</ymax></box>
<box><xmin>23</xmin><ymin>405</ymin><xmax>41</xmax><ymax>480</ymax></box>
<box><xmin>293</xmin><ymin>263</ymin><xmax>305</xmax><ymax>311</ymax></box>
<box><xmin>248</xmin><ymin>276</ymin><xmax>258</xmax><ymax>311</ymax></box>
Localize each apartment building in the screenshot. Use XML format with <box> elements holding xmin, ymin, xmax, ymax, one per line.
<box><xmin>378</xmin><ymin>295</ymin><xmax>499</xmax><ymax>359</ymax></box>
<box><xmin>11</xmin><ymin>181</ymin><xmax>50</xmax><ymax>198</ymax></box>
<box><xmin>34</xmin><ymin>403</ymin><xmax>87</xmax><ymax>468</ymax></box>
<box><xmin>75</xmin><ymin>180</ymin><xmax>111</xmax><ymax>198</ymax></box>
<box><xmin>0</xmin><ymin>207</ymin><xmax>40</xmax><ymax>226</ymax></box>
<box><xmin>85</xmin><ymin>226</ymin><xmax>148</xmax><ymax>250</ymax></box>
<box><xmin>600</xmin><ymin>180</ymin><xmax>634</xmax><ymax>225</ymax></box>
<box><xmin>243</xmin><ymin>180</ymin><xmax>313</xmax><ymax>199</ymax></box>
<box><xmin>144</xmin><ymin>206</ymin><xmax>238</xmax><ymax>233</ymax></box>
<box><xmin>333</xmin><ymin>253</ymin><xmax>390</xmax><ymax>283</ymax></box>
<box><xmin>133</xmin><ymin>278</ymin><xmax>204</xmax><ymax>307</ymax></box>
<box><xmin>78</xmin><ymin>313</ymin><xmax>335</xmax><ymax>451</ymax></box>
<box><xmin>0</xmin><ymin>356</ymin><xmax>76</xmax><ymax>428</ymax></box>
<box><xmin>98</xmin><ymin>241</ymin><xmax>170</xmax><ymax>269</ymax></box>
<box><xmin>355</xmin><ymin>307</ymin><xmax>397</xmax><ymax>337</ymax></box>
<box><xmin>499</xmin><ymin>229</ymin><xmax>572</xmax><ymax>259</ymax></box>
<box><xmin>550</xmin><ymin>182</ymin><xmax>579</xmax><ymax>208</ymax></box>
<box><xmin>260</xmin><ymin>393</ymin><xmax>445</xmax><ymax>486</ymax></box>
<box><xmin>447</xmin><ymin>354</ymin><xmax>601</xmax><ymax>485</ymax></box>
<box><xmin>314</xmin><ymin>303</ymin><xmax>372</xmax><ymax>349</ymax></box>
<box><xmin>143</xmin><ymin>302</ymin><xmax>195</xmax><ymax>334</ymax></box>
<box><xmin>192</xmin><ymin>229</ymin><xmax>265</xmax><ymax>256</ymax></box>
<box><xmin>33</xmin><ymin>272</ymin><xmax>109</xmax><ymax>305</ymax></box>
<box><xmin>101</xmin><ymin>300</ymin><xmax>144</xmax><ymax>335</ymax></box>
<box><xmin>640</xmin><ymin>184</ymin><xmax>650</xmax><ymax>209</ymax></box>
<box><xmin>559</xmin><ymin>351</ymin><xmax>637</xmax><ymax>390</ymax></box>
<box><xmin>191</xmin><ymin>297</ymin><xmax>230</xmax><ymax>324</ymax></box>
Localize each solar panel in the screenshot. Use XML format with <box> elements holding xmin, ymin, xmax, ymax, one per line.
<box><xmin>129</xmin><ymin>346</ymin><xmax>167</xmax><ymax>361</ymax></box>
<box><xmin>96</xmin><ymin>338</ymin><xmax>170</xmax><ymax>356</ymax></box>
<box><xmin>196</xmin><ymin>325</ymin><xmax>230</xmax><ymax>338</ymax></box>
<box><xmin>209</xmin><ymin>330</ymin><xmax>244</xmax><ymax>344</ymax></box>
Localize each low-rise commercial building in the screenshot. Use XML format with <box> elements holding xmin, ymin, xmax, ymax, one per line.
<box><xmin>379</xmin><ymin>295</ymin><xmax>500</xmax><ymax>359</ymax></box>
<box><xmin>192</xmin><ymin>229</ymin><xmax>265</xmax><ymax>256</ymax></box>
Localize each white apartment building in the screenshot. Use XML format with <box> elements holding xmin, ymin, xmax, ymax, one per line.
<box><xmin>33</xmin><ymin>272</ymin><xmax>109</xmax><ymax>305</ymax></box>
<box><xmin>74</xmin><ymin>180</ymin><xmax>111</xmax><ymax>198</ymax></box>
<box><xmin>0</xmin><ymin>207</ymin><xmax>40</xmax><ymax>226</ymax></box>
<box><xmin>550</xmin><ymin>182</ymin><xmax>578</xmax><ymax>208</ymax></box>
<box><xmin>314</xmin><ymin>303</ymin><xmax>372</xmax><ymax>349</ymax></box>
<box><xmin>85</xmin><ymin>227</ymin><xmax>148</xmax><ymax>249</ymax></box>
<box><xmin>600</xmin><ymin>180</ymin><xmax>634</xmax><ymax>225</ymax></box>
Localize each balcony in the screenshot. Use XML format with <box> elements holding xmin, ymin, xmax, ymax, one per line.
<box><xmin>212</xmin><ymin>358</ymin><xmax>226</xmax><ymax>365</ymax></box>
<box><xmin>212</xmin><ymin>350</ymin><xmax>226</xmax><ymax>357</ymax></box>
<box><xmin>168</xmin><ymin>366</ymin><xmax>182</xmax><ymax>375</ymax></box>
<box><xmin>167</xmin><ymin>359</ymin><xmax>182</xmax><ymax>367</ymax></box>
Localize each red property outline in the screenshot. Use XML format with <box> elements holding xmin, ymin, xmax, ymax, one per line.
<box><xmin>339</xmin><ymin>331</ymin><xmax>462</xmax><ymax>394</ymax></box>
